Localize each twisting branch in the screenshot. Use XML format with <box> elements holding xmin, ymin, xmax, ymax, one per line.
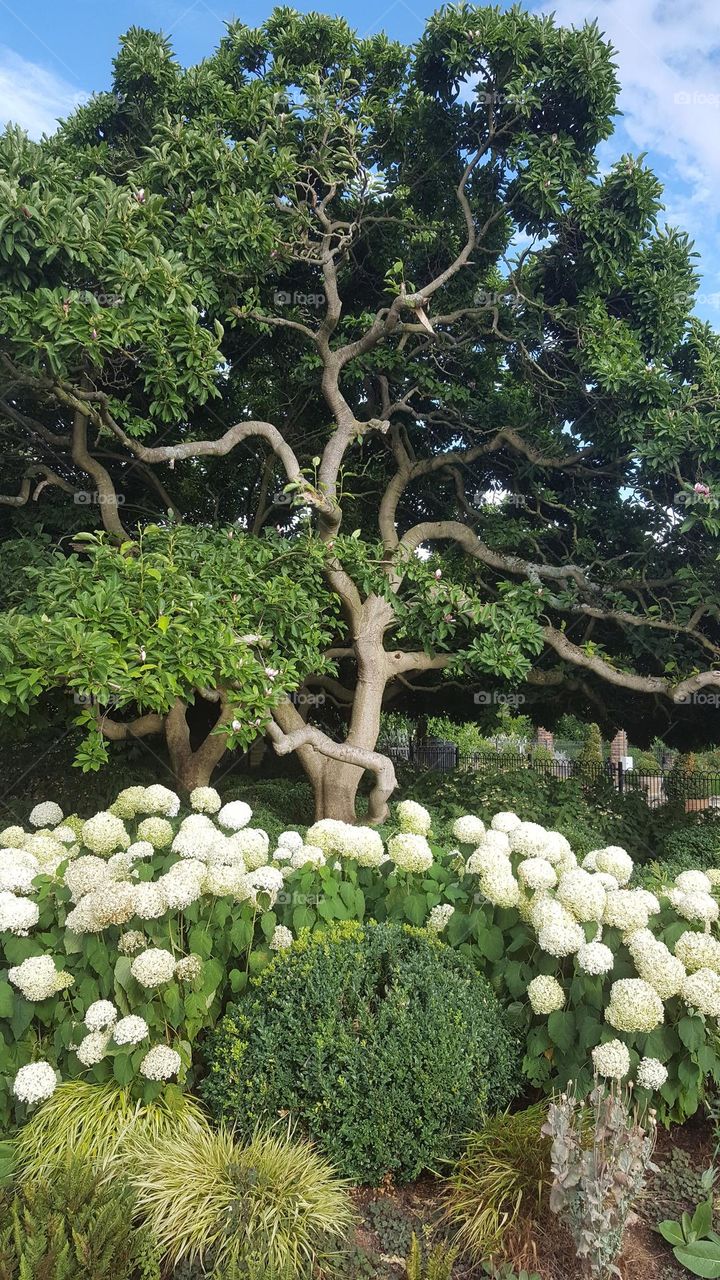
<box><xmin>0</xmin><ymin>465</ymin><xmax>75</xmax><ymax>506</ymax></box>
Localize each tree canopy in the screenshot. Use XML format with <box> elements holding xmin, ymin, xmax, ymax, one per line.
<box><xmin>1</xmin><ymin>5</ymin><xmax>719</xmax><ymax>818</ymax></box>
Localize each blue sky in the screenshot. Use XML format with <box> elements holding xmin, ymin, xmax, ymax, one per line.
<box><xmin>2</xmin><ymin>0</ymin><xmax>720</xmax><ymax>322</ymax></box>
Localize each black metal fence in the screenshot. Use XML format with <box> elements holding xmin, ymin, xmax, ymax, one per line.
<box><xmin>382</xmin><ymin>741</ymin><xmax>720</xmax><ymax>807</ymax></box>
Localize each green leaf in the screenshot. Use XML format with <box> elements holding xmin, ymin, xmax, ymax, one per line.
<box><xmin>0</xmin><ymin>981</ymin><xmax>14</xmax><ymax>1018</ymax></box>
<box><xmin>679</xmin><ymin>1015</ymin><xmax>706</xmax><ymax>1053</ymax></box>
<box><xmin>657</xmin><ymin>1221</ymin><xmax>686</xmax><ymax>1246</ymax></box>
<box><xmin>548</xmin><ymin>1010</ymin><xmax>576</xmax><ymax>1055</ymax></box>
<box><xmin>673</xmin><ymin>1241</ymin><xmax>720</xmax><ymax>1278</ymax></box>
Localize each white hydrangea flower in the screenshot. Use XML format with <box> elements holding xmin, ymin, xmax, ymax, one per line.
<box><xmin>138</xmin><ymin>785</ymin><xmax>181</xmax><ymax>818</ymax></box>
<box><xmin>24</xmin><ymin>835</ymin><xmax>65</xmax><ymax>874</ymax></box>
<box><xmin>270</xmin><ymin>925</ymin><xmax>294</xmax><ymax>950</ymax></box>
<box><xmin>397</xmin><ymin>800</ymin><xmax>432</xmax><ymax>835</ymax></box>
<box><xmin>594</xmin><ymin>872</ymin><xmax>620</xmax><ymax>892</ymax></box>
<box><xmin>81</xmin><ymin>812</ymin><xmax>129</xmax><ymax>856</ymax></box>
<box><xmin>479</xmin><ymin>867</ymin><xmax>520</xmax><ymax>908</ymax></box>
<box><xmin>509</xmin><ymin>822</ymin><xmax>551</xmax><ymax>856</ymax></box>
<box><xmin>84</xmin><ymin>1000</ymin><xmax>117</xmax><ymax>1032</ymax></box>
<box><xmin>140</xmin><ymin>1045</ymin><xmax>182</xmax><ymax>1080</ymax></box>
<box><xmin>82</xmin><ymin>883</ymin><xmax>137</xmax><ymax>929</ymax></box>
<box><xmin>175</xmin><ymin>954</ymin><xmax>203</xmax><ymax>981</ymax></box>
<box><xmin>227</xmin><ymin>828</ymin><xmax>269</xmax><ymax>870</ymax></box>
<box><xmin>706</xmin><ymin>869</ymin><xmax>720</xmax><ymax>887</ymax></box>
<box><xmin>203</xmin><ymin>865</ymin><xmax>249</xmax><ymax>899</ymax></box>
<box><xmin>277</xmin><ymin>831</ymin><xmax>304</xmax><ymax>852</ymax></box>
<box><xmin>637</xmin><ymin>1057</ymin><xmax>668</xmax><ymax>1090</ymax></box>
<box><xmin>246</xmin><ymin>866</ymin><xmax>284</xmax><ymax>907</ymax></box>
<box><xmin>626</xmin><ymin>930</ymin><xmax>685</xmax><ymax>998</ymax></box>
<box><xmin>131</xmin><ymin>947</ymin><xmax>177</xmax><ymax>988</ymax></box>
<box><xmin>491</xmin><ymin>811</ymin><xmax>521</xmax><ymax>833</ymax></box>
<box><xmin>538</xmin><ymin>917</ymin><xmax>585</xmax><ymax>958</ymax></box>
<box><xmin>190</xmin><ymin>786</ymin><xmax>222</xmax><ymax>813</ymax></box>
<box><xmin>682</xmin><ymin>967</ymin><xmax>720</xmax><ymax>1016</ymax></box>
<box><xmin>137</xmin><ymin>818</ymin><xmax>174</xmax><ymax>849</ymax></box>
<box><xmin>576</xmin><ymin>940</ymin><xmax>615</xmax><ymax>976</ymax></box>
<box><xmin>452</xmin><ymin>815</ymin><xmax>486</xmax><ymax>845</ymax></box>
<box><xmin>0</xmin><ymin>892</ymin><xmax>39</xmax><ymax>935</ymax></box>
<box><xmin>540</xmin><ymin>832</ymin><xmax>574</xmax><ymax>865</ymax></box>
<box><xmin>557</xmin><ymin>868</ymin><xmax>606</xmax><ymax>922</ymax></box>
<box><xmin>675</xmin><ymin>870</ymin><xmax>713</xmax><ymax>894</ymax></box>
<box><xmin>605</xmin><ymin>978</ymin><xmax>664</xmax><ymax>1033</ymax></box>
<box><xmin>64</xmin><ymin>898</ymin><xmax>102</xmax><ymax>935</ymax></box>
<box><xmin>305</xmin><ymin>818</ymin><xmax>351</xmax><ymax>855</ymax></box>
<box><xmin>76</xmin><ymin>1030</ymin><xmax>111</xmax><ymax>1066</ymax></box>
<box><xmin>517</xmin><ymin>858</ymin><xmax>558</xmax><ymax>891</ymax></box>
<box><xmin>667</xmin><ymin>889</ymin><xmax>719</xmax><ymax>925</ymax></box>
<box><xmin>12</xmin><ymin>1061</ymin><xmax>57</xmax><ymax>1104</ymax></box>
<box><xmin>126</xmin><ymin>841</ymin><xmax>155</xmax><ymax>863</ymax></box>
<box><xmin>130</xmin><ymin>883</ymin><xmax>167</xmax><ymax>920</ymax></box>
<box><xmin>0</xmin><ymin>826</ymin><xmax>28</xmax><ymax>848</ymax></box>
<box><xmin>157</xmin><ymin>868</ymin><xmax>203</xmax><ymax>910</ymax></box>
<box><xmin>603</xmin><ymin>890</ymin><xmax>651</xmax><ymax>934</ymax></box>
<box><xmin>110</xmin><ymin>786</ymin><xmax>147</xmax><ymax>819</ymax></box>
<box><xmin>675</xmin><ymin>931</ymin><xmax>720</xmax><ymax>974</ymax></box>
<box><xmin>466</xmin><ymin>847</ymin><xmax>513</xmax><ymax>876</ymax></box>
<box><xmin>589</xmin><ymin>847</ymin><xmax>633</xmax><ymax>886</ymax></box>
<box><xmin>592</xmin><ymin>1039</ymin><xmax>630</xmax><ymax>1080</ymax></box>
<box><xmin>336</xmin><ymin>826</ymin><xmax>385</xmax><ymax>868</ymax></box>
<box><xmin>29</xmin><ymin>801</ymin><xmax>63</xmax><ymax>828</ymax></box>
<box><xmin>113</xmin><ymin>1015</ymin><xmax>150</xmax><ymax>1046</ymax></box>
<box><xmin>528</xmin><ymin>974</ymin><xmax>565</xmax><ymax>1014</ymax></box>
<box><xmin>290</xmin><ymin>845</ymin><xmax>326</xmax><ymax>870</ymax></box>
<box><xmin>427</xmin><ymin>903</ymin><xmax>454</xmax><ymax>933</ymax></box>
<box><xmin>118</xmin><ymin>930</ymin><xmax>145</xmax><ymax>955</ymax></box>
<box><xmin>63</xmin><ymin>855</ymin><xmax>111</xmax><ymax>902</ymax></box>
<box><xmin>8</xmin><ymin>955</ymin><xmax>67</xmax><ymax>1001</ymax></box>
<box><xmin>387</xmin><ymin>833</ymin><xmax>434</xmax><ymax>874</ymax></box>
<box><xmin>217</xmin><ymin>800</ymin><xmax>253</xmax><ymax>831</ymax></box>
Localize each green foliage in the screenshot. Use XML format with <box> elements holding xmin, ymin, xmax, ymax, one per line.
<box><xmin>651</xmin><ymin>1148</ymin><xmax>713</xmax><ymax>1221</ymax></box>
<box><xmin>0</xmin><ymin>1157</ymin><xmax>155</xmax><ymax>1279</ymax></box>
<box><xmin>13</xmin><ymin>1081</ymin><xmax>207</xmax><ymax>1181</ymax></box>
<box><xmin>404</xmin><ymin>1235</ymin><xmax>458</xmax><ymax>1280</ymax></box>
<box><xmin>202</xmin><ymin>921</ymin><xmax>522</xmax><ymax>1183</ymax></box>
<box><xmin>656</xmin><ymin>1168</ymin><xmax>720</xmax><ymax>1278</ymax></box>
<box><xmin>129</xmin><ymin>1121</ymin><xmax>354</xmax><ymax>1279</ymax></box>
<box><xmin>443</xmin><ymin>1105</ymin><xmax>549</xmax><ymax>1259</ymax></box>
<box><xmin>0</xmin><ymin>526</ymin><xmax>337</xmax><ymax>772</ymax></box>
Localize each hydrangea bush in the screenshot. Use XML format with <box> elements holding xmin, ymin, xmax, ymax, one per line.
<box><xmin>1</xmin><ymin>787</ymin><xmax>719</xmax><ymax>1129</ymax></box>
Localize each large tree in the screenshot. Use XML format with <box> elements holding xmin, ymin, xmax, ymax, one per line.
<box><xmin>1</xmin><ymin>6</ymin><xmax>720</xmax><ymax>820</ymax></box>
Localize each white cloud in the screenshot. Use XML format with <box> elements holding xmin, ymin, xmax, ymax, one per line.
<box><xmin>0</xmin><ymin>47</ymin><xmax>85</xmax><ymax>138</ymax></box>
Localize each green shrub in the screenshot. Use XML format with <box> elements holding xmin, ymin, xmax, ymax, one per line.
<box><xmin>405</xmin><ymin>1234</ymin><xmax>458</xmax><ymax>1280</ymax></box>
<box><xmin>129</xmin><ymin>1121</ymin><xmax>354</xmax><ymax>1279</ymax></box>
<box><xmin>202</xmin><ymin>922</ymin><xmax>521</xmax><ymax>1183</ymax></box>
<box><xmin>0</xmin><ymin>1157</ymin><xmax>156</xmax><ymax>1279</ymax></box>
<box><xmin>443</xmin><ymin>1105</ymin><xmax>549</xmax><ymax>1259</ymax></box>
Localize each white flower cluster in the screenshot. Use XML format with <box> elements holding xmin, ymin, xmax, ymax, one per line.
<box><xmin>397</xmin><ymin>801</ymin><xmax>432</xmax><ymax>835</ymax></box>
<box><xmin>130</xmin><ymin>948</ymin><xmax>177</xmax><ymax>988</ymax></box>
<box><xmin>528</xmin><ymin>974</ymin><xmax>565</xmax><ymax>1015</ymax></box>
<box><xmin>427</xmin><ymin>903</ymin><xmax>454</xmax><ymax>933</ymax></box>
<box><xmin>140</xmin><ymin>1045</ymin><xmax>181</xmax><ymax>1080</ymax></box>
<box><xmin>452</xmin><ymin>814</ymin><xmax>485</xmax><ymax>845</ymax></box>
<box><xmin>387</xmin><ymin>833</ymin><xmax>434</xmax><ymax>874</ymax></box>
<box><xmin>29</xmin><ymin>801</ymin><xmax>64</xmax><ymax>828</ymax></box>
<box><xmin>12</xmin><ymin>1061</ymin><xmax>57</xmax><ymax>1104</ymax></box>
<box><xmin>8</xmin><ymin>955</ymin><xmax>71</xmax><ymax>1001</ymax></box>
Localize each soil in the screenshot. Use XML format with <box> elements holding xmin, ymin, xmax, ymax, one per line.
<box><xmin>341</xmin><ymin>1113</ymin><xmax>716</xmax><ymax>1279</ymax></box>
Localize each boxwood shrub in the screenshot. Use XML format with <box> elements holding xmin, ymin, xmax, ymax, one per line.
<box><xmin>202</xmin><ymin>921</ymin><xmax>521</xmax><ymax>1184</ymax></box>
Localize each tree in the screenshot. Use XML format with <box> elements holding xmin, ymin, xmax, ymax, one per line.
<box><xmin>1</xmin><ymin>7</ymin><xmax>720</xmax><ymax>820</ymax></box>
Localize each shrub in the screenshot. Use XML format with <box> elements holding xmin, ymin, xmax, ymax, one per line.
<box><xmin>0</xmin><ymin>1157</ymin><xmax>157</xmax><ymax>1279</ymax></box>
<box><xmin>129</xmin><ymin>1121</ymin><xmax>354</xmax><ymax>1279</ymax></box>
<box><xmin>13</xmin><ymin>1080</ymin><xmax>207</xmax><ymax>1181</ymax></box>
<box><xmin>443</xmin><ymin>1104</ymin><xmax>549</xmax><ymax>1259</ymax></box>
<box><xmin>202</xmin><ymin>921</ymin><xmax>522</xmax><ymax>1183</ymax></box>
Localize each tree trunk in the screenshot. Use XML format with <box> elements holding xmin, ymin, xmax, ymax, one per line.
<box><xmin>164</xmin><ymin>696</ymin><xmax>233</xmax><ymax>794</ymax></box>
<box><xmin>312</xmin><ymin>759</ymin><xmax>364</xmax><ymax>822</ymax></box>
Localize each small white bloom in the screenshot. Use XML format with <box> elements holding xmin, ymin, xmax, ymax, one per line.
<box><xmin>29</xmin><ymin>801</ymin><xmax>64</xmax><ymax>828</ymax></box>
<box><xmin>290</xmin><ymin>845</ymin><xmax>326</xmax><ymax>870</ymax></box>
<box><xmin>189</xmin><ymin>786</ymin><xmax>222</xmax><ymax>813</ymax></box>
<box><xmin>81</xmin><ymin>812</ymin><xmax>129</xmax><ymax>855</ymax></box>
<box><xmin>175</xmin><ymin>954</ymin><xmax>203</xmax><ymax>981</ymax></box>
<box><xmin>0</xmin><ymin>892</ymin><xmax>39</xmax><ymax>935</ymax></box>
<box><xmin>675</xmin><ymin>931</ymin><xmax>720</xmax><ymax>974</ymax></box>
<box><xmin>130</xmin><ymin>883</ymin><xmax>167</xmax><ymax>920</ymax></box>
<box><xmin>576</xmin><ymin>940</ymin><xmax>615</xmax><ymax>976</ymax></box>
<box><xmin>8</xmin><ymin>955</ymin><xmax>68</xmax><ymax>1001</ymax></box>
<box><xmin>76</xmin><ymin>1030</ymin><xmax>111</xmax><ymax>1066</ymax></box>
<box><xmin>84</xmin><ymin>1000</ymin><xmax>117</xmax><ymax>1032</ymax></box>
<box><xmin>667</xmin><ymin>889</ymin><xmax>719</xmax><ymax>925</ymax></box>
<box><xmin>589</xmin><ymin>846</ymin><xmax>633</xmax><ymax>886</ymax></box>
<box><xmin>397</xmin><ymin>800</ymin><xmax>432</xmax><ymax>835</ymax></box>
<box><xmin>140</xmin><ymin>1045</ymin><xmax>182</xmax><ymax>1080</ymax></box>
<box><xmin>427</xmin><ymin>903</ymin><xmax>454</xmax><ymax>933</ymax></box>
<box><xmin>12</xmin><ymin>1061</ymin><xmax>57</xmax><ymax>1104</ymax></box>
<box><xmin>246</xmin><ymin>866</ymin><xmax>284</xmax><ymax>907</ymax></box>
<box><xmin>452</xmin><ymin>814</ymin><xmax>486</xmax><ymax>845</ymax></box>
<box><xmin>113</xmin><ymin>1015</ymin><xmax>150</xmax><ymax>1046</ymax></box>
<box><xmin>592</xmin><ymin>1039</ymin><xmax>630</xmax><ymax>1080</ymax></box>
<box><xmin>605</xmin><ymin>978</ymin><xmax>664</xmax><ymax>1033</ymax></box>
<box><xmin>217</xmin><ymin>800</ymin><xmax>253</xmax><ymax>831</ymax></box>
<box><xmin>637</xmin><ymin>1057</ymin><xmax>668</xmax><ymax>1090</ymax></box>
<box><xmin>138</xmin><ymin>785</ymin><xmax>181</xmax><ymax>817</ymax></box>
<box><xmin>682</xmin><ymin>967</ymin><xmax>720</xmax><ymax>1017</ymax></box>
<box><xmin>277</xmin><ymin>830</ymin><xmax>304</xmax><ymax>852</ymax></box>
<box><xmin>528</xmin><ymin>974</ymin><xmax>565</xmax><ymax>1015</ymax></box>
<box><xmin>270</xmin><ymin>925</ymin><xmax>294</xmax><ymax>950</ymax></box>
<box><xmin>675</xmin><ymin>870</ymin><xmax>713</xmax><ymax>895</ymax></box>
<box><xmin>118</xmin><ymin>930</ymin><xmax>145</xmax><ymax>954</ymax></box>
<box><xmin>517</xmin><ymin>858</ymin><xmax>558</xmax><ymax>892</ymax></box>
<box><xmin>131</xmin><ymin>947</ymin><xmax>177</xmax><ymax>988</ymax></box>
<box><xmin>387</xmin><ymin>833</ymin><xmax>433</xmax><ymax>874</ymax></box>
<box><xmin>491</xmin><ymin>811</ymin><xmax>521</xmax><ymax>833</ymax></box>
<box><xmin>136</xmin><ymin>818</ymin><xmax>174</xmax><ymax>849</ymax></box>
<box><xmin>557</xmin><ymin>868</ymin><xmax>606</xmax><ymax>922</ymax></box>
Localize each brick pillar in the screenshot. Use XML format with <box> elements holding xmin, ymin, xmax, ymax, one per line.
<box><xmin>609</xmin><ymin>729</ymin><xmax>628</xmax><ymax>766</ymax></box>
<box><xmin>536</xmin><ymin>726</ymin><xmax>554</xmax><ymax>752</ymax></box>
